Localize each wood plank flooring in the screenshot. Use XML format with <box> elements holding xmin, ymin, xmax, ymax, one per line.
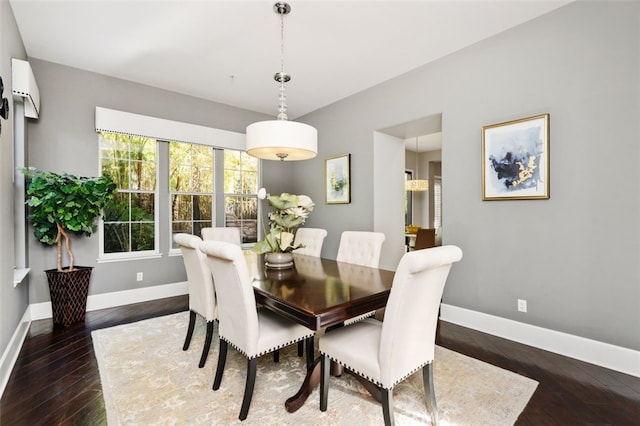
<box><xmin>1</xmin><ymin>295</ymin><xmax>639</xmax><ymax>425</ymax></box>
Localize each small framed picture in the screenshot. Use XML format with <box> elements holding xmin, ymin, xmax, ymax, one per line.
<box><xmin>482</xmin><ymin>114</ymin><xmax>549</xmax><ymax>200</ymax></box>
<box><xmin>325</xmin><ymin>153</ymin><xmax>351</xmax><ymax>204</ymax></box>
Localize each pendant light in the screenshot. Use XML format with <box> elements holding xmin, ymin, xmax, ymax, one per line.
<box><xmin>246</xmin><ymin>2</ymin><xmax>318</xmax><ymax>161</ymax></box>
<box><xmin>405</xmin><ymin>137</ymin><xmax>429</xmax><ymax>191</ymax></box>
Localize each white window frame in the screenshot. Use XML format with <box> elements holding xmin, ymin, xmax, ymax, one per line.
<box><xmin>168</xmin><ymin>141</ymin><xmax>216</xmax><ymax>255</ymax></box>
<box><xmin>223</xmin><ymin>150</ymin><xmax>259</xmax><ymax>247</ymax></box>
<box><xmin>95</xmin><ymin>107</ymin><xmax>248</xmax><ymax>261</ymax></box>
<box><xmin>98</xmin><ymin>133</ymin><xmax>160</xmax><ymax>261</ymax></box>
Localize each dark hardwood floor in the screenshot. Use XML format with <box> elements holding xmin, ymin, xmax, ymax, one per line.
<box><xmin>1</xmin><ymin>295</ymin><xmax>639</xmax><ymax>425</ymax></box>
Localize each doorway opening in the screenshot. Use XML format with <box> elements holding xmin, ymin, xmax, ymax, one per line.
<box><xmin>373</xmin><ymin>113</ymin><xmax>443</xmax><ymax>268</ymax></box>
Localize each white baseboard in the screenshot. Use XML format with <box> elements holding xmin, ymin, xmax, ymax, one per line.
<box><xmin>5</xmin><ymin>289</ymin><xmax>637</xmax><ymax>403</ymax></box>
<box><xmin>29</xmin><ymin>281</ymin><xmax>188</xmax><ymax>321</ymax></box>
<box><xmin>0</xmin><ymin>308</ymin><xmax>31</xmax><ymax>399</ymax></box>
<box><xmin>440</xmin><ymin>303</ymin><xmax>640</xmax><ymax>378</ymax></box>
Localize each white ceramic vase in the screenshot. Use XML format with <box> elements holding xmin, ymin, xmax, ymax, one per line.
<box><xmin>264</xmin><ymin>252</ymin><xmax>294</xmax><ymax>269</ymax></box>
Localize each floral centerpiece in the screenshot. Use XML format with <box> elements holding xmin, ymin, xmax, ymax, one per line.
<box><xmin>253</xmin><ymin>189</ymin><xmax>314</xmax><ymax>267</ymax></box>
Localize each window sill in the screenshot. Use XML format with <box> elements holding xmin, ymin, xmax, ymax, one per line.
<box><xmin>13</xmin><ymin>268</ymin><xmax>31</xmax><ymax>287</ymax></box>
<box><xmin>97</xmin><ymin>253</ymin><xmax>163</xmax><ymax>263</ymax></box>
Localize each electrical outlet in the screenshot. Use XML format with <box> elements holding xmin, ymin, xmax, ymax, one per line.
<box><xmin>517</xmin><ymin>299</ymin><xmax>527</xmax><ymax>313</ymax></box>
<box><xmin>136</xmin><ymin>272</ymin><xmax>143</xmax><ymax>282</ymax></box>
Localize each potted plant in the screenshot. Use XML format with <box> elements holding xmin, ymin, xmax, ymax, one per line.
<box><xmin>253</xmin><ymin>189</ymin><xmax>314</xmax><ymax>269</ymax></box>
<box><xmin>22</xmin><ymin>167</ymin><xmax>117</xmax><ymax>326</ymax></box>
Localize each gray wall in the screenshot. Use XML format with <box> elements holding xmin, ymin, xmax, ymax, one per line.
<box><xmin>0</xmin><ymin>0</ymin><xmax>29</xmax><ymax>364</ymax></box>
<box><xmin>24</xmin><ymin>59</ymin><xmax>287</xmax><ymax>304</ymax></box>
<box><xmin>4</xmin><ymin>0</ymin><xmax>638</xmax><ymax>357</ymax></box>
<box><xmin>292</xmin><ymin>1</ymin><xmax>640</xmax><ymax>350</ymax></box>
<box><xmin>373</xmin><ymin>132</ymin><xmax>405</xmax><ymax>270</ymax></box>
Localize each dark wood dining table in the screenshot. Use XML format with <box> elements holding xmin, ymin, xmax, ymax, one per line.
<box><xmin>245</xmin><ymin>252</ymin><xmax>395</xmax><ymax>412</ymax></box>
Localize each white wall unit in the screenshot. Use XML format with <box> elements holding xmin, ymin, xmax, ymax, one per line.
<box><xmin>11</xmin><ymin>58</ymin><xmax>39</xmax><ymax>119</ymax></box>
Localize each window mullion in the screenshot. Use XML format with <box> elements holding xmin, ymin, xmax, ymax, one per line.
<box><xmin>214</xmin><ymin>149</ymin><xmax>226</xmax><ymax>227</ymax></box>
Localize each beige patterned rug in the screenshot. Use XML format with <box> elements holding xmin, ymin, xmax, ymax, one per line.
<box><xmin>92</xmin><ymin>312</ymin><xmax>537</xmax><ymax>425</ymax></box>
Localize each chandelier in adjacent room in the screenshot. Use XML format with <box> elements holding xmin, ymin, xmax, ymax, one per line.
<box><xmin>405</xmin><ymin>137</ymin><xmax>429</xmax><ymax>191</ymax></box>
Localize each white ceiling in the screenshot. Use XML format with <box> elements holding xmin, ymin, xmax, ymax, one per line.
<box><xmin>10</xmin><ymin>0</ymin><xmax>571</xmax><ymax>123</ymax></box>
<box><xmin>408</xmin><ymin>132</ymin><xmax>442</xmax><ymax>153</ymax></box>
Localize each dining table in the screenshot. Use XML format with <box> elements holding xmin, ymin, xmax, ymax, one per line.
<box><xmin>245</xmin><ymin>252</ymin><xmax>396</xmax><ymax>413</ymax></box>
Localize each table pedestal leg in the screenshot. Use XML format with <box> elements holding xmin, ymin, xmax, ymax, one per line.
<box><xmin>345</xmin><ymin>369</ymin><xmax>382</xmax><ymax>402</ymax></box>
<box><xmin>285</xmin><ymin>360</ymin><xmax>382</xmax><ymax>412</ymax></box>
<box><xmin>285</xmin><ymin>358</ymin><xmax>321</xmax><ymax>412</ymax></box>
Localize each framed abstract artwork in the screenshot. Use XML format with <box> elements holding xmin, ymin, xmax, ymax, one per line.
<box><xmin>482</xmin><ymin>114</ymin><xmax>549</xmax><ymax>200</ymax></box>
<box><xmin>325</xmin><ymin>153</ymin><xmax>351</xmax><ymax>204</ymax></box>
<box><xmin>0</xmin><ymin>76</ymin><xmax>10</xmax><ymax>136</ymax></box>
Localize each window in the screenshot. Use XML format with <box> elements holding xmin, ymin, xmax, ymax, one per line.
<box><xmin>100</xmin><ymin>132</ymin><xmax>157</xmax><ymax>256</ymax></box>
<box><xmin>169</xmin><ymin>142</ymin><xmax>214</xmax><ymax>248</ymax></box>
<box><xmin>433</xmin><ymin>177</ymin><xmax>442</xmax><ymax>229</ymax></box>
<box><xmin>224</xmin><ymin>150</ymin><xmax>258</xmax><ymax>243</ymax></box>
<box><xmin>96</xmin><ymin>108</ymin><xmax>252</xmax><ymax>258</ymax></box>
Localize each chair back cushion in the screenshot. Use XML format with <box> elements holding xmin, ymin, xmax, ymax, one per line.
<box><xmin>201</xmin><ymin>227</ymin><xmax>242</xmax><ymax>246</ymax></box>
<box><xmin>173</xmin><ymin>233</ymin><xmax>216</xmax><ymax>321</ymax></box>
<box><xmin>293</xmin><ymin>227</ymin><xmax>328</xmax><ymax>257</ymax></box>
<box><xmin>199</xmin><ymin>241</ymin><xmax>260</xmax><ymax>355</ymax></box>
<box><xmin>336</xmin><ymin>231</ymin><xmax>385</xmax><ymax>268</ymax></box>
<box><xmin>379</xmin><ymin>245</ymin><xmax>462</xmax><ymax>387</ymax></box>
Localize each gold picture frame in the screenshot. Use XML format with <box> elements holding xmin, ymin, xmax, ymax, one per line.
<box><xmin>325</xmin><ymin>153</ymin><xmax>351</xmax><ymax>204</ymax></box>
<box><xmin>482</xmin><ymin>114</ymin><xmax>550</xmax><ymax>200</ymax></box>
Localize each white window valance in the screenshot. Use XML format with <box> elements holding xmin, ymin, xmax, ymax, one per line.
<box><xmin>95</xmin><ymin>106</ymin><xmax>246</xmax><ymax>150</ymax></box>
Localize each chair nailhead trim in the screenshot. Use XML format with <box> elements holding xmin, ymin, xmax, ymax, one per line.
<box><xmin>222</xmin><ymin>334</ymin><xmax>314</xmax><ymax>360</ymax></box>
<box><xmin>320</xmin><ymin>352</ymin><xmax>432</xmax><ymax>389</ymax></box>
<box><xmin>344</xmin><ymin>311</ymin><xmax>375</xmax><ymax>324</ymax></box>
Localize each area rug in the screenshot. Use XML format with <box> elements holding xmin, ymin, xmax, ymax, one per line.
<box><xmin>92</xmin><ymin>312</ymin><xmax>538</xmax><ymax>425</ymax></box>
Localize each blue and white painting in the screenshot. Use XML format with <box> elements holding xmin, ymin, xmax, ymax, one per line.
<box><xmin>483</xmin><ymin>115</ymin><xmax>549</xmax><ymax>200</ymax></box>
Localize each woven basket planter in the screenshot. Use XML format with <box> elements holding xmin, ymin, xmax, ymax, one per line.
<box><xmin>45</xmin><ymin>266</ymin><xmax>93</xmax><ymax>327</ymax></box>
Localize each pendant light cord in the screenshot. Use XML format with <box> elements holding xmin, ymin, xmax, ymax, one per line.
<box><xmin>415</xmin><ymin>137</ymin><xmax>420</xmax><ymax>178</ymax></box>
<box><xmin>276</xmin><ymin>5</ymin><xmax>288</xmax><ymax>120</ymax></box>
<box><xmin>245</xmin><ymin>3</ymin><xmax>318</xmax><ymax>162</ymax></box>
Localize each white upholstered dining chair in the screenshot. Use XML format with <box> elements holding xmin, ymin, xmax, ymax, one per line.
<box><xmin>199</xmin><ymin>240</ymin><xmax>315</xmax><ymax>421</ymax></box>
<box><xmin>174</xmin><ymin>233</ymin><xmax>217</xmax><ymax>368</ymax></box>
<box><xmin>293</xmin><ymin>227</ymin><xmax>328</xmax><ymax>257</ymax></box>
<box><xmin>201</xmin><ymin>226</ymin><xmax>242</xmax><ymax>246</ymax></box>
<box><xmin>319</xmin><ymin>245</ymin><xmax>463</xmax><ymax>426</ymax></box>
<box><xmin>336</xmin><ymin>231</ymin><xmax>386</xmax><ymax>324</ymax></box>
<box><xmin>202</xmin><ymin>226</ymin><xmax>290</xmax><ymax>363</ymax></box>
<box><xmin>336</xmin><ymin>231</ymin><xmax>385</xmax><ymax>268</ymax></box>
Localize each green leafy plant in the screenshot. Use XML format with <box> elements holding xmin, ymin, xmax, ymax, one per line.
<box><xmin>22</xmin><ymin>167</ymin><xmax>117</xmax><ymax>272</ymax></box>
<box><xmin>252</xmin><ymin>190</ymin><xmax>314</xmax><ymax>254</ymax></box>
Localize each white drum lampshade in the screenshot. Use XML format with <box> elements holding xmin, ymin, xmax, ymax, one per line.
<box><xmin>246</xmin><ymin>120</ymin><xmax>317</xmax><ymax>161</ymax></box>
